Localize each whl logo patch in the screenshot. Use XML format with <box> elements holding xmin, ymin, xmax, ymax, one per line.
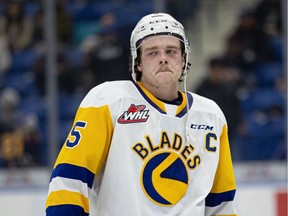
<box><xmin>118</xmin><ymin>104</ymin><xmax>149</xmax><ymax>124</ymax></box>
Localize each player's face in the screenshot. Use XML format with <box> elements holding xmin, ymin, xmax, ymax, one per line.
<box><xmin>137</xmin><ymin>35</ymin><xmax>185</xmax><ymax>89</ymax></box>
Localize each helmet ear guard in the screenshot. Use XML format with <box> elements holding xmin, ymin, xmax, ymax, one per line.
<box><xmin>130</xmin><ymin>13</ymin><xmax>190</xmax><ymax>81</ymax></box>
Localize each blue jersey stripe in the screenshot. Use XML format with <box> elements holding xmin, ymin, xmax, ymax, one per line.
<box><xmin>46</xmin><ymin>204</ymin><xmax>89</xmax><ymax>216</ymax></box>
<box><xmin>205</xmin><ymin>190</ymin><xmax>236</xmax><ymax>207</ymax></box>
<box><xmin>176</xmin><ymin>92</ymin><xmax>193</xmax><ymax>117</ymax></box>
<box><xmin>51</xmin><ymin>163</ymin><xmax>95</xmax><ymax>189</ymax></box>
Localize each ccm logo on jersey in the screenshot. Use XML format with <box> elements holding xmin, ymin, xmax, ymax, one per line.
<box><xmin>118</xmin><ymin>104</ymin><xmax>150</xmax><ymax>124</ymax></box>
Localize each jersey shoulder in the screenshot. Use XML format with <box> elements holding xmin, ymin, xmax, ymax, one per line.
<box><xmin>80</xmin><ymin>80</ymin><xmax>135</xmax><ymax>108</ymax></box>
<box><xmin>190</xmin><ymin>92</ymin><xmax>226</xmax><ymax>122</ymax></box>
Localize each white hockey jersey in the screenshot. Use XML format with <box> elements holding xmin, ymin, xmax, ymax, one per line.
<box><xmin>46</xmin><ymin>80</ymin><xmax>237</xmax><ymax>216</ymax></box>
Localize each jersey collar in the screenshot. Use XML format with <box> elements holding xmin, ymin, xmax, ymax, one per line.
<box><xmin>133</xmin><ymin>81</ymin><xmax>193</xmax><ymax>117</ymax></box>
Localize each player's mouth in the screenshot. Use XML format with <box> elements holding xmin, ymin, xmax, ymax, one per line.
<box><xmin>157</xmin><ymin>67</ymin><xmax>173</xmax><ymax>74</ymax></box>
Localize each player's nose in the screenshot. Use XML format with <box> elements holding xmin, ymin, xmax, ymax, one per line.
<box><xmin>159</xmin><ymin>50</ymin><xmax>168</xmax><ymax>64</ymax></box>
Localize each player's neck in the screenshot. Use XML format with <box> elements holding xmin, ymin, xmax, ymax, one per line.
<box><xmin>139</xmin><ymin>81</ymin><xmax>179</xmax><ymax>101</ymax></box>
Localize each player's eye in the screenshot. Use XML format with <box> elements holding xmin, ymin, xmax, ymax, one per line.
<box><xmin>166</xmin><ymin>48</ymin><xmax>180</xmax><ymax>55</ymax></box>
<box><xmin>148</xmin><ymin>51</ymin><xmax>158</xmax><ymax>56</ymax></box>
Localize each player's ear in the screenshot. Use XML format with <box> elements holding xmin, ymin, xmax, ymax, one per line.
<box><xmin>182</xmin><ymin>56</ymin><xmax>185</xmax><ymax>68</ymax></box>
<box><xmin>137</xmin><ymin>63</ymin><xmax>143</xmax><ymax>72</ymax></box>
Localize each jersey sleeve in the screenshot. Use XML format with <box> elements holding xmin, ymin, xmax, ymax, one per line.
<box><xmin>46</xmin><ymin>98</ymin><xmax>114</xmax><ymax>216</ymax></box>
<box><xmin>204</xmin><ymin>124</ymin><xmax>238</xmax><ymax>216</ymax></box>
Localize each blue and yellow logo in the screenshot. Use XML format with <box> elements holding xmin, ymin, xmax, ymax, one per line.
<box><xmin>141</xmin><ymin>150</ymin><xmax>189</xmax><ymax>206</ymax></box>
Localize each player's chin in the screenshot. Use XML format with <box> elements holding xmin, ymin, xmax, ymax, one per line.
<box><xmin>155</xmin><ymin>76</ymin><xmax>176</xmax><ymax>86</ymax></box>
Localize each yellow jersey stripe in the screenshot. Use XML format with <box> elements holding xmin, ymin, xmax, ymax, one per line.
<box><xmin>46</xmin><ymin>190</ymin><xmax>89</xmax><ymax>213</ymax></box>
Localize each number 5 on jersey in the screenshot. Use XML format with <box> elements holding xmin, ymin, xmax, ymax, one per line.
<box><xmin>66</xmin><ymin>121</ymin><xmax>87</xmax><ymax>148</ymax></box>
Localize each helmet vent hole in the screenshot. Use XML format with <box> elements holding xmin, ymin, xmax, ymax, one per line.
<box><xmin>151</xmin><ymin>27</ymin><xmax>154</xmax><ymax>31</ymax></box>
<box><xmin>165</xmin><ymin>26</ymin><xmax>168</xmax><ymax>29</ymax></box>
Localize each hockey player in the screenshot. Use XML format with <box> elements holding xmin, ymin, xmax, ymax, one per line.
<box><xmin>46</xmin><ymin>13</ymin><xmax>238</xmax><ymax>216</ymax></box>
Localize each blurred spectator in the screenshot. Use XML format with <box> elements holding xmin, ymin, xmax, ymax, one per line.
<box><xmin>0</xmin><ymin>1</ymin><xmax>33</xmax><ymax>53</ymax></box>
<box><xmin>78</xmin><ymin>12</ymin><xmax>118</xmax><ymax>52</ymax></box>
<box><xmin>21</xmin><ymin>113</ymin><xmax>43</xmax><ymax>165</ymax></box>
<box><xmin>79</xmin><ymin>29</ymin><xmax>130</xmax><ymax>93</ymax></box>
<box><xmin>254</xmin><ymin>0</ymin><xmax>283</xmax><ymax>62</ymax></box>
<box><xmin>55</xmin><ymin>0</ymin><xmax>73</xmax><ymax>44</ymax></box>
<box><xmin>0</xmin><ymin>36</ymin><xmax>12</xmax><ymax>85</ymax></box>
<box><xmin>254</xmin><ymin>0</ymin><xmax>282</xmax><ymax>36</ymax></box>
<box><xmin>195</xmin><ymin>57</ymin><xmax>243</xmax><ymax>139</ymax></box>
<box><xmin>31</xmin><ymin>8</ymin><xmax>45</xmax><ymax>52</ymax></box>
<box><xmin>274</xmin><ymin>75</ymin><xmax>285</xmax><ymax>93</ymax></box>
<box><xmin>0</xmin><ymin>121</ymin><xmax>42</xmax><ymax>167</ymax></box>
<box><xmin>0</xmin><ymin>87</ymin><xmax>42</xmax><ymax>167</ymax></box>
<box><xmin>0</xmin><ymin>128</ymin><xmax>26</xmax><ymax>167</ymax></box>
<box><xmin>0</xmin><ymin>87</ymin><xmax>21</xmax><ymax>131</ymax></box>
<box><xmin>33</xmin><ymin>51</ymin><xmax>78</xmax><ymax>96</ymax></box>
<box><xmin>77</xmin><ymin>13</ymin><xmax>131</xmax><ymax>93</ymax></box>
<box><xmin>224</xmin><ymin>9</ymin><xmax>274</xmax><ymax>71</ymax></box>
<box><xmin>32</xmin><ymin>0</ymin><xmax>73</xmax><ymax>52</ymax></box>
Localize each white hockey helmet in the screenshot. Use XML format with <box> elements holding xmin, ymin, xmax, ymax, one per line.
<box><xmin>130</xmin><ymin>13</ymin><xmax>190</xmax><ymax>57</ymax></box>
<box><xmin>130</xmin><ymin>13</ymin><xmax>190</xmax><ymax>80</ymax></box>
